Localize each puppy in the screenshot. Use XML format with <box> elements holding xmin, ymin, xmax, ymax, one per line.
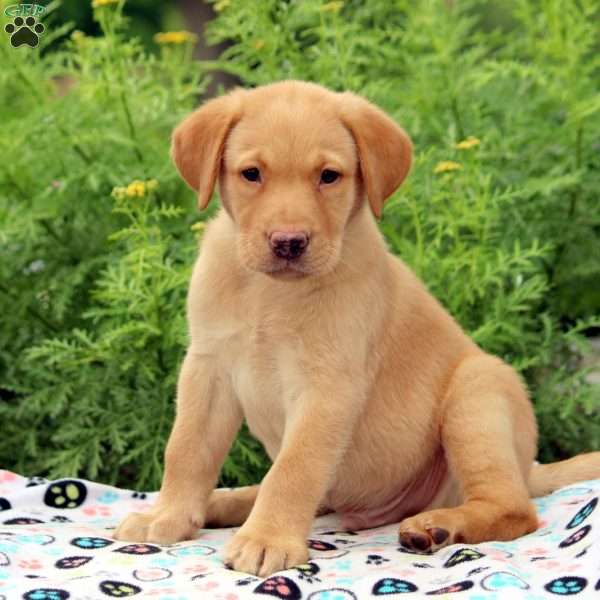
<box><xmin>114</xmin><ymin>81</ymin><xmax>600</xmax><ymax>576</ymax></box>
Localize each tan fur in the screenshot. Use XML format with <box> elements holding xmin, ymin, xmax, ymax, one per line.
<box><xmin>114</xmin><ymin>81</ymin><xmax>600</xmax><ymax>575</ymax></box>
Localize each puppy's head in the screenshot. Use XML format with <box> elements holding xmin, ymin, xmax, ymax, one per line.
<box><xmin>172</xmin><ymin>81</ymin><xmax>411</xmax><ymax>279</ymax></box>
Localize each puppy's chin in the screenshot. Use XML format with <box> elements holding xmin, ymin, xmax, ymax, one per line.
<box><xmin>238</xmin><ymin>240</ymin><xmax>342</xmax><ymax>280</ymax></box>
<box><xmin>241</xmin><ymin>256</ymin><xmax>335</xmax><ymax>280</ymax></box>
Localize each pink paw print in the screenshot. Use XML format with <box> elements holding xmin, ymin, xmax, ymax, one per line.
<box><xmin>18</xmin><ymin>558</ymin><xmax>42</xmax><ymax>570</ymax></box>
<box><xmin>83</xmin><ymin>505</ymin><xmax>111</xmax><ymax>517</ymax></box>
<box><xmin>0</xmin><ymin>471</ymin><xmax>17</xmax><ymax>483</ymax></box>
<box><xmin>524</xmin><ymin>547</ymin><xmax>548</xmax><ymax>556</ymax></box>
<box><xmin>539</xmin><ymin>560</ymin><xmax>561</xmax><ymax>570</ymax></box>
<box><xmin>184</xmin><ymin>564</ymin><xmax>209</xmax><ymax>575</ymax></box>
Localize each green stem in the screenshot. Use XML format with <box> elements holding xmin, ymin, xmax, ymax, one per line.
<box><xmin>450</xmin><ymin>96</ymin><xmax>465</xmax><ymax>140</ymax></box>
<box><xmin>119</xmin><ymin>90</ymin><xmax>144</xmax><ymax>165</ymax></box>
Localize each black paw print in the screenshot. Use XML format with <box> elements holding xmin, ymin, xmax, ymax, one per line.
<box><xmin>50</xmin><ymin>515</ymin><xmax>72</xmax><ymax>523</ymax></box>
<box><xmin>366</xmin><ymin>554</ymin><xmax>390</xmax><ymax>565</ymax></box>
<box><xmin>131</xmin><ymin>492</ymin><xmax>147</xmax><ymax>500</ymax></box>
<box><xmin>296</xmin><ymin>562</ymin><xmax>321</xmax><ymax>583</ymax></box>
<box><xmin>5</xmin><ymin>16</ymin><xmax>45</xmax><ymax>48</ymax></box>
<box><xmin>26</xmin><ymin>476</ymin><xmax>47</xmax><ymax>487</ymax></box>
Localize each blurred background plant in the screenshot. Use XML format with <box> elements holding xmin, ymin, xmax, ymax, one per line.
<box><xmin>0</xmin><ymin>0</ymin><xmax>598</xmax><ymax>490</ymax></box>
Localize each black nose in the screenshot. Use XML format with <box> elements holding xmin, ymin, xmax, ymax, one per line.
<box><xmin>269</xmin><ymin>231</ymin><xmax>309</xmax><ymax>260</ymax></box>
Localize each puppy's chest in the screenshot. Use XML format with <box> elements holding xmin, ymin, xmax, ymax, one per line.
<box><xmin>229</xmin><ymin>316</ymin><xmax>305</xmax><ymax>457</ymax></box>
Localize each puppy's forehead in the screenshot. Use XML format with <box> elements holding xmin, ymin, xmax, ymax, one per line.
<box><xmin>226</xmin><ymin>86</ymin><xmax>356</xmax><ymax>168</ymax></box>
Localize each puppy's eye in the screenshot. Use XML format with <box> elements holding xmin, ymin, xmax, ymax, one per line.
<box><xmin>320</xmin><ymin>169</ymin><xmax>340</xmax><ymax>185</ymax></box>
<box><xmin>241</xmin><ymin>167</ymin><xmax>261</xmax><ymax>182</ymax></box>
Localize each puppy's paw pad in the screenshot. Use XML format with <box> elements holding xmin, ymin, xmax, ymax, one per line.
<box><xmin>399</xmin><ymin>531</ymin><xmax>432</xmax><ymax>552</ymax></box>
<box><xmin>399</xmin><ymin>510</ymin><xmax>461</xmax><ymax>553</ymax></box>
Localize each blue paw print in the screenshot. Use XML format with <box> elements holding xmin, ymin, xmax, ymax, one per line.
<box><xmin>545</xmin><ymin>576</ymin><xmax>588</xmax><ymax>595</ymax></box>
<box><xmin>23</xmin><ymin>590</ymin><xmax>69</xmax><ymax>600</ymax></box>
<box><xmin>151</xmin><ymin>557</ymin><xmax>178</xmax><ymax>568</ymax></box>
<box><xmin>314</xmin><ymin>591</ymin><xmax>357</xmax><ymax>600</ymax></box>
<box><xmin>373</xmin><ymin>577</ymin><xmax>418</xmax><ymax>594</ymax></box>
<box><xmin>166</xmin><ymin>545</ymin><xmax>214</xmax><ymax>557</ymax></box>
<box><xmin>481</xmin><ymin>571</ymin><xmax>529</xmax><ymax>591</ymax></box>
<box><xmin>334</xmin><ymin>559</ymin><xmax>352</xmax><ymax>572</ymax></box>
<box><xmin>566</xmin><ymin>497</ymin><xmax>597</xmax><ymax>529</ymax></box>
<box><xmin>97</xmin><ymin>491</ymin><xmax>119</xmax><ymax>504</ymax></box>
<box><xmin>70</xmin><ymin>536</ymin><xmax>113</xmax><ymax>549</ymax></box>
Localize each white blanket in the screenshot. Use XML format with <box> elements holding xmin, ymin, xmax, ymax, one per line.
<box><xmin>1</xmin><ymin>470</ymin><xmax>599</xmax><ymax>599</ymax></box>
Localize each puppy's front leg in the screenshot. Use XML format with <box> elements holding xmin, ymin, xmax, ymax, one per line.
<box><xmin>225</xmin><ymin>382</ymin><xmax>362</xmax><ymax>576</ymax></box>
<box><xmin>114</xmin><ymin>350</ymin><xmax>242</xmax><ymax>544</ymax></box>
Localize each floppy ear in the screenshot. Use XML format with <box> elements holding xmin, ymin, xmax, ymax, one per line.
<box><xmin>171</xmin><ymin>90</ymin><xmax>245</xmax><ymax>210</ymax></box>
<box><xmin>340</xmin><ymin>93</ymin><xmax>412</xmax><ymax>219</ymax></box>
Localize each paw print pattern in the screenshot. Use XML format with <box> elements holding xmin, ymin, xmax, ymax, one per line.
<box><xmin>25</xmin><ymin>477</ymin><xmax>48</xmax><ymax>487</ymax></box>
<box><xmin>236</xmin><ymin>576</ymin><xmax>260</xmax><ymax>586</ymax></box>
<box><xmin>426</xmin><ymin>580</ymin><xmax>474</xmax><ymax>595</ymax></box>
<box><xmin>82</xmin><ymin>505</ymin><xmax>111</xmax><ymax>517</ymax></box>
<box><xmin>98</xmin><ymin>581</ymin><xmax>141</xmax><ymax>597</ymax></box>
<box><xmin>113</xmin><ymin>544</ymin><xmax>161</xmax><ymax>555</ymax></box>
<box><xmin>296</xmin><ymin>562</ymin><xmax>321</xmax><ymax>582</ymax></box>
<box><xmin>372</xmin><ymin>578</ymin><xmax>418</xmax><ymax>594</ymax></box>
<box><xmin>3</xmin><ymin>517</ymin><xmax>44</xmax><ymax>525</ymax></box>
<box><xmin>98</xmin><ymin>491</ymin><xmax>119</xmax><ymax>504</ymax></box>
<box><xmin>131</xmin><ymin>492</ymin><xmax>147</xmax><ymax>500</ymax></box>
<box><xmin>253</xmin><ymin>576</ymin><xmax>302</xmax><ymax>599</ymax></box>
<box><xmin>55</xmin><ymin>556</ymin><xmax>93</xmax><ymax>569</ymax></box>
<box><xmin>0</xmin><ymin>498</ymin><xmax>11</xmax><ymax>511</ymax></box>
<box><xmin>443</xmin><ymin>548</ymin><xmax>485</xmax><ymax>568</ymax></box>
<box><xmin>308</xmin><ymin>539</ymin><xmax>338</xmax><ymax>551</ymax></box>
<box><xmin>50</xmin><ymin>516</ymin><xmax>72</xmax><ymax>523</ymax></box>
<box><xmin>366</xmin><ymin>554</ymin><xmax>390</xmax><ymax>565</ymax></box>
<box><xmin>544</xmin><ymin>576</ymin><xmax>588</xmax><ymax>595</ymax></box>
<box><xmin>44</xmin><ymin>481</ymin><xmax>87</xmax><ymax>509</ymax></box>
<box><xmin>566</xmin><ymin>497</ymin><xmax>597</xmax><ymax>529</ymax></box>
<box><xmin>70</xmin><ymin>536</ymin><xmax>114</xmax><ymax>549</ymax></box>
<box><xmin>559</xmin><ymin>525</ymin><xmax>591</xmax><ymax>548</ymax></box>
<box><xmin>4</xmin><ymin>16</ymin><xmax>45</xmax><ymax>48</ymax></box>
<box><xmin>18</xmin><ymin>559</ymin><xmax>43</xmax><ymax>570</ymax></box>
<box><xmin>22</xmin><ymin>590</ymin><xmax>70</xmax><ymax>600</ymax></box>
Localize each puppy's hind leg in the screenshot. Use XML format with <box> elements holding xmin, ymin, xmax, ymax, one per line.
<box><xmin>399</xmin><ymin>354</ymin><xmax>539</xmax><ymax>552</ymax></box>
<box><xmin>205</xmin><ymin>485</ymin><xmax>260</xmax><ymax>527</ymax></box>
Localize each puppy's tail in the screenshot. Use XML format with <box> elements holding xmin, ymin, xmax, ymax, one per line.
<box><xmin>528</xmin><ymin>452</ymin><xmax>600</xmax><ymax>497</ymax></box>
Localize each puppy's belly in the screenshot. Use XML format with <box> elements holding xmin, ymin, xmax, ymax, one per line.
<box><xmin>332</xmin><ymin>448</ymin><xmax>448</xmax><ymax>530</ymax></box>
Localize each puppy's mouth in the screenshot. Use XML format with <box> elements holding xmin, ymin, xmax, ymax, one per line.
<box><xmin>264</xmin><ymin>258</ymin><xmax>310</xmax><ymax>279</ymax></box>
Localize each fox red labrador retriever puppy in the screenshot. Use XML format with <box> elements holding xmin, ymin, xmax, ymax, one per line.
<box><xmin>114</xmin><ymin>81</ymin><xmax>600</xmax><ymax>576</ymax></box>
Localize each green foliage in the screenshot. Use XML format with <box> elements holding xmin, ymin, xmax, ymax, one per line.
<box><xmin>0</xmin><ymin>0</ymin><xmax>599</xmax><ymax>489</ymax></box>
<box><xmin>0</xmin><ymin>1</ymin><xmax>265</xmax><ymax>488</ymax></box>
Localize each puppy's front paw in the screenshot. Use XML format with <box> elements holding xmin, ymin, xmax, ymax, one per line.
<box><xmin>113</xmin><ymin>508</ymin><xmax>201</xmax><ymax>544</ymax></box>
<box><xmin>224</xmin><ymin>527</ymin><xmax>309</xmax><ymax>576</ymax></box>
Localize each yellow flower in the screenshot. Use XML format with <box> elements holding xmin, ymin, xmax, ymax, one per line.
<box><xmin>92</xmin><ymin>0</ymin><xmax>119</xmax><ymax>7</ymax></box>
<box><xmin>126</xmin><ymin>180</ymin><xmax>146</xmax><ymax>197</ymax></box>
<box><xmin>214</xmin><ymin>0</ymin><xmax>231</xmax><ymax>11</ymax></box>
<box><xmin>434</xmin><ymin>161</ymin><xmax>462</xmax><ymax>174</ymax></box>
<box><xmin>253</xmin><ymin>39</ymin><xmax>265</xmax><ymax>50</ymax></box>
<box><xmin>111</xmin><ymin>179</ymin><xmax>158</xmax><ymax>200</ymax></box>
<box><xmin>455</xmin><ymin>136</ymin><xmax>481</xmax><ymax>150</ymax></box>
<box><xmin>154</xmin><ymin>31</ymin><xmax>198</xmax><ymax>45</ymax></box>
<box><xmin>320</xmin><ymin>1</ymin><xmax>344</xmax><ymax>13</ymax></box>
<box><xmin>190</xmin><ymin>222</ymin><xmax>207</xmax><ymax>233</ymax></box>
